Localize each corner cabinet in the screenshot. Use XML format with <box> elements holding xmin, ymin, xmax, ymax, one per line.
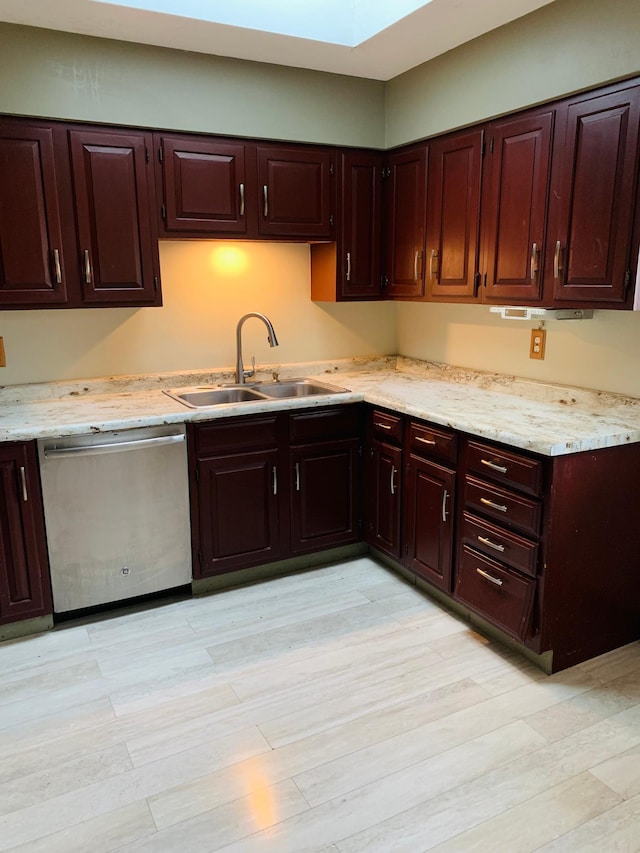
<box><xmin>0</xmin><ymin>442</ymin><xmax>52</xmax><ymax>626</ymax></box>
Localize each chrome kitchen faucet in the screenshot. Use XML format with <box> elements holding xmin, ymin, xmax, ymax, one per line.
<box><xmin>235</xmin><ymin>312</ymin><xmax>279</xmax><ymax>383</ymax></box>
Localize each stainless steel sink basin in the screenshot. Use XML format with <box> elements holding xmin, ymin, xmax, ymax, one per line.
<box><xmin>164</xmin><ymin>387</ymin><xmax>269</xmax><ymax>408</ymax></box>
<box><xmin>253</xmin><ymin>379</ymin><xmax>348</xmax><ymax>398</ymax></box>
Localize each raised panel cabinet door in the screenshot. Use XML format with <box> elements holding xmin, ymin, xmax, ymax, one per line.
<box><xmin>0</xmin><ymin>442</ymin><xmax>52</xmax><ymax>625</ymax></box>
<box><xmin>69</xmin><ymin>129</ymin><xmax>160</xmax><ymax>305</ymax></box>
<box><xmin>0</xmin><ymin>122</ymin><xmax>68</xmax><ymax>305</ymax></box>
<box><xmin>366</xmin><ymin>440</ymin><xmax>402</xmax><ymax>559</ymax></box>
<box><xmin>159</xmin><ymin>136</ymin><xmax>248</xmax><ymax>234</ymax></box>
<box><xmin>383</xmin><ymin>145</ymin><xmax>427</xmax><ymax>298</ymax></box>
<box><xmin>289</xmin><ymin>438</ymin><xmax>360</xmax><ymax>555</ymax></box>
<box><xmin>404</xmin><ymin>454</ymin><xmax>455</xmax><ymax>592</ymax></box>
<box><xmin>340</xmin><ymin>150</ymin><xmax>383</xmax><ymax>299</ymax></box>
<box><xmin>195</xmin><ymin>449</ymin><xmax>281</xmax><ymax>577</ymax></box>
<box><xmin>426</xmin><ymin>129</ymin><xmax>483</xmax><ymax>300</ymax></box>
<box><xmin>482</xmin><ymin>111</ymin><xmax>553</xmax><ymax>303</ymax></box>
<box><xmin>256</xmin><ymin>145</ymin><xmax>334</xmax><ymax>238</ymax></box>
<box><xmin>548</xmin><ymin>85</ymin><xmax>640</xmax><ymax>304</ymax></box>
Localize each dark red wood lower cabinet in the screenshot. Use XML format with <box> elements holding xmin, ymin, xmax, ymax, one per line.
<box><xmin>0</xmin><ymin>442</ymin><xmax>52</xmax><ymax>625</ymax></box>
<box><xmin>366</xmin><ymin>439</ymin><xmax>402</xmax><ymax>559</ymax></box>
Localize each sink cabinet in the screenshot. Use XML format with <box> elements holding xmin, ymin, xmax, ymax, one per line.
<box><xmin>0</xmin><ymin>442</ymin><xmax>52</xmax><ymax>626</ymax></box>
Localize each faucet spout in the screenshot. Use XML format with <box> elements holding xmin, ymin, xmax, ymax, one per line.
<box><xmin>235</xmin><ymin>313</ymin><xmax>279</xmax><ymax>383</ymax></box>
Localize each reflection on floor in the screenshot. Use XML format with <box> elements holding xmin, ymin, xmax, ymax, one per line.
<box><xmin>1</xmin><ymin>556</ymin><xmax>640</xmax><ymax>852</ymax></box>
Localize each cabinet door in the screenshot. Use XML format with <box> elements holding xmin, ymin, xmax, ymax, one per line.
<box><xmin>69</xmin><ymin>128</ymin><xmax>160</xmax><ymax>305</ymax></box>
<box><xmin>426</xmin><ymin>129</ymin><xmax>483</xmax><ymax>300</ymax></box>
<box><xmin>0</xmin><ymin>443</ymin><xmax>52</xmax><ymax>625</ymax></box>
<box><xmin>340</xmin><ymin>150</ymin><xmax>383</xmax><ymax>299</ymax></box>
<box><xmin>290</xmin><ymin>438</ymin><xmax>359</xmax><ymax>554</ymax></box>
<box><xmin>547</xmin><ymin>85</ymin><xmax>640</xmax><ymax>304</ymax></box>
<box><xmin>404</xmin><ymin>454</ymin><xmax>455</xmax><ymax>592</ymax></box>
<box><xmin>383</xmin><ymin>146</ymin><xmax>427</xmax><ymax>298</ymax></box>
<box><xmin>482</xmin><ymin>111</ymin><xmax>553</xmax><ymax>303</ymax></box>
<box><xmin>256</xmin><ymin>145</ymin><xmax>334</xmax><ymax>238</ymax></box>
<box><xmin>159</xmin><ymin>135</ymin><xmax>247</xmax><ymax>235</ymax></box>
<box><xmin>0</xmin><ymin>122</ymin><xmax>69</xmax><ymax>306</ymax></box>
<box><xmin>366</xmin><ymin>439</ymin><xmax>402</xmax><ymax>559</ymax></box>
<box><xmin>195</xmin><ymin>449</ymin><xmax>281</xmax><ymax>576</ymax></box>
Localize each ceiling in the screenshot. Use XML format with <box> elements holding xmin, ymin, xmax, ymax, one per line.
<box><xmin>0</xmin><ymin>0</ymin><xmax>557</xmax><ymax>81</ymax></box>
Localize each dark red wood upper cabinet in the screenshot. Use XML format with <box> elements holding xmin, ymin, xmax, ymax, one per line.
<box><xmin>481</xmin><ymin>110</ymin><xmax>554</xmax><ymax>303</ymax></box>
<box><xmin>383</xmin><ymin>145</ymin><xmax>427</xmax><ymax>298</ymax></box>
<box><xmin>339</xmin><ymin>150</ymin><xmax>383</xmax><ymax>299</ymax></box>
<box><xmin>0</xmin><ymin>121</ymin><xmax>69</xmax><ymax>306</ymax></box>
<box><xmin>69</xmin><ymin>128</ymin><xmax>160</xmax><ymax>306</ymax></box>
<box><xmin>546</xmin><ymin>84</ymin><xmax>640</xmax><ymax>305</ymax></box>
<box><xmin>0</xmin><ymin>442</ymin><xmax>52</xmax><ymax>626</ymax></box>
<box><xmin>158</xmin><ymin>135</ymin><xmax>248</xmax><ymax>235</ymax></box>
<box><xmin>256</xmin><ymin>145</ymin><xmax>335</xmax><ymax>238</ymax></box>
<box><xmin>426</xmin><ymin>129</ymin><xmax>483</xmax><ymax>301</ymax></box>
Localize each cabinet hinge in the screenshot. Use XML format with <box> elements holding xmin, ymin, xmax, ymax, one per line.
<box><xmin>329</xmin><ymin>213</ymin><xmax>335</xmax><ymax>227</ymax></box>
<box><xmin>358</xmin><ymin>444</ymin><xmax>363</xmax><ymax>457</ymax></box>
<box><xmin>489</xmin><ymin>138</ymin><xmax>494</xmax><ymax>154</ymax></box>
<box><xmin>153</xmin><ymin>275</ymin><xmax>159</xmax><ymax>292</ymax></box>
<box><xmin>158</xmin><ymin>147</ymin><xmax>164</xmax><ymax>163</ymax></box>
<box><xmin>474</xmin><ymin>271</ymin><xmax>482</xmax><ymax>295</ymax></box>
<box><xmin>145</xmin><ymin>147</ymin><xmax>150</xmax><ymax>164</ymax></box>
<box><xmin>195</xmin><ymin>467</ymin><xmax>199</xmax><ymax>482</ymax></box>
<box><xmin>483</xmin><ymin>272</ymin><xmax>488</xmax><ymax>289</ymax></box>
<box><xmin>382</xmin><ymin>166</ymin><xmax>391</xmax><ymax>179</ymax></box>
<box><xmin>330</xmin><ymin>162</ymin><xmax>334</xmax><ymax>176</ymax></box>
<box><xmin>381</xmin><ymin>274</ymin><xmax>389</xmax><ymax>291</ymax></box>
<box><xmin>405</xmin><ymin>543</ymin><xmax>409</xmax><ymax>556</ymax></box>
<box><xmin>161</xmin><ymin>202</ymin><xmax>166</xmax><ymax>220</ymax></box>
<box><xmin>624</xmin><ymin>268</ymin><xmax>632</xmax><ymax>294</ymax></box>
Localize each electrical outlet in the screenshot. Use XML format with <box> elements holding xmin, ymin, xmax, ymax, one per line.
<box><xmin>0</xmin><ymin>337</ymin><xmax>5</xmax><ymax>367</ymax></box>
<box><xmin>529</xmin><ymin>328</ymin><xmax>546</xmax><ymax>360</ymax></box>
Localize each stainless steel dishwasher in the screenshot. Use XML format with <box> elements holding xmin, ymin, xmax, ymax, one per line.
<box><xmin>37</xmin><ymin>424</ymin><xmax>192</xmax><ymax>613</ymax></box>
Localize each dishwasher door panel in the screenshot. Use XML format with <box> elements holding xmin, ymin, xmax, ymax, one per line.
<box><xmin>38</xmin><ymin>425</ymin><xmax>192</xmax><ymax>613</ymax></box>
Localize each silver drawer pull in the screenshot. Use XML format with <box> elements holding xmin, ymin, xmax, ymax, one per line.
<box><xmin>476</xmin><ymin>567</ymin><xmax>503</xmax><ymax>587</ymax></box>
<box><xmin>416</xmin><ymin>436</ymin><xmax>436</xmax><ymax>446</ymax></box>
<box><xmin>390</xmin><ymin>465</ymin><xmax>397</xmax><ymax>496</ymax></box>
<box><xmin>477</xmin><ymin>535</ymin><xmax>505</xmax><ymax>553</ymax></box>
<box><xmin>481</xmin><ymin>459</ymin><xmax>508</xmax><ymax>474</ymax></box>
<box><xmin>295</xmin><ymin>462</ymin><xmax>300</xmax><ymax>491</ymax></box>
<box><xmin>441</xmin><ymin>489</ymin><xmax>449</xmax><ymax>522</ymax></box>
<box><xmin>480</xmin><ymin>497</ymin><xmax>508</xmax><ymax>513</ymax></box>
<box><xmin>272</xmin><ymin>466</ymin><xmax>277</xmax><ymax>496</ymax></box>
<box><xmin>19</xmin><ymin>466</ymin><xmax>28</xmax><ymax>502</ymax></box>
<box><xmin>530</xmin><ymin>241</ymin><xmax>539</xmax><ymax>281</ymax></box>
<box><xmin>239</xmin><ymin>183</ymin><xmax>245</xmax><ymax>216</ymax></box>
<box><xmin>346</xmin><ymin>252</ymin><xmax>351</xmax><ymax>282</ymax></box>
<box><xmin>429</xmin><ymin>248</ymin><xmax>438</xmax><ymax>279</ymax></box>
<box><xmin>374</xmin><ymin>422</ymin><xmax>392</xmax><ymax>430</ymax></box>
<box><xmin>83</xmin><ymin>249</ymin><xmax>92</xmax><ymax>284</ymax></box>
<box><xmin>554</xmin><ymin>240</ymin><xmax>563</xmax><ymax>280</ymax></box>
<box><xmin>263</xmin><ymin>185</ymin><xmax>269</xmax><ymax>218</ymax></box>
<box><xmin>53</xmin><ymin>248</ymin><xmax>62</xmax><ymax>284</ymax></box>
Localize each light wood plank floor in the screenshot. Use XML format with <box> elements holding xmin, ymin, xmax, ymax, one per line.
<box><xmin>1</xmin><ymin>556</ymin><xmax>640</xmax><ymax>852</ymax></box>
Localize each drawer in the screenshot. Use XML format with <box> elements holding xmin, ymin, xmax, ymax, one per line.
<box><xmin>192</xmin><ymin>415</ymin><xmax>280</xmax><ymax>455</ymax></box>
<box><xmin>460</xmin><ymin>512</ymin><xmax>539</xmax><ymax>578</ymax></box>
<box><xmin>289</xmin><ymin>405</ymin><xmax>361</xmax><ymax>443</ymax></box>
<box><xmin>466</xmin><ymin>440</ymin><xmax>543</xmax><ymax>497</ymax></box>
<box><xmin>370</xmin><ymin>409</ymin><xmax>403</xmax><ymax>445</ymax></box>
<box><xmin>464</xmin><ymin>475</ymin><xmax>541</xmax><ymax>537</ymax></box>
<box><xmin>455</xmin><ymin>545</ymin><xmax>536</xmax><ymax>641</ymax></box>
<box><xmin>408</xmin><ymin>421</ymin><xmax>457</xmax><ymax>465</ymax></box>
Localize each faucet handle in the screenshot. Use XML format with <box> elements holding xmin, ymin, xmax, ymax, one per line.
<box><xmin>243</xmin><ymin>356</ymin><xmax>256</xmax><ymax>380</ymax></box>
<box><xmin>272</xmin><ymin>371</ymin><xmax>280</xmax><ymax>382</ymax></box>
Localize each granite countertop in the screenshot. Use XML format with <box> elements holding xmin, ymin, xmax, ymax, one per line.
<box><xmin>1</xmin><ymin>356</ymin><xmax>639</xmax><ymax>456</ymax></box>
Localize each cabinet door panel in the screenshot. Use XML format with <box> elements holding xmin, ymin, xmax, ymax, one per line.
<box><xmin>404</xmin><ymin>455</ymin><xmax>455</xmax><ymax>592</ymax></box>
<box><xmin>383</xmin><ymin>146</ymin><xmax>427</xmax><ymax>298</ymax></box>
<box><xmin>0</xmin><ymin>124</ymin><xmax>68</xmax><ymax>305</ymax></box>
<box><xmin>196</xmin><ymin>449</ymin><xmax>281</xmax><ymax>576</ymax></box>
<box><xmin>367</xmin><ymin>440</ymin><xmax>402</xmax><ymax>559</ymax></box>
<box><xmin>161</xmin><ymin>137</ymin><xmax>247</xmax><ymax>234</ymax></box>
<box><xmin>549</xmin><ymin>86</ymin><xmax>640</xmax><ymax>303</ymax></box>
<box><xmin>69</xmin><ymin>129</ymin><xmax>159</xmax><ymax>304</ymax></box>
<box><xmin>340</xmin><ymin>150</ymin><xmax>382</xmax><ymax>299</ymax></box>
<box><xmin>482</xmin><ymin>112</ymin><xmax>553</xmax><ymax>302</ymax></box>
<box><xmin>257</xmin><ymin>146</ymin><xmax>333</xmax><ymax>237</ymax></box>
<box><xmin>427</xmin><ymin>130</ymin><xmax>482</xmax><ymax>300</ymax></box>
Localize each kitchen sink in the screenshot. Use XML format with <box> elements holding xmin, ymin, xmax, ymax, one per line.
<box><xmin>253</xmin><ymin>379</ymin><xmax>349</xmax><ymax>398</ymax></box>
<box><xmin>165</xmin><ymin>378</ymin><xmax>349</xmax><ymax>409</ymax></box>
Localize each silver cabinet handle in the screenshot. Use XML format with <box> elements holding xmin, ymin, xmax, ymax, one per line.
<box><xmin>239</xmin><ymin>183</ymin><xmax>245</xmax><ymax>216</ymax></box>
<box><xmin>346</xmin><ymin>252</ymin><xmax>351</xmax><ymax>282</ymax></box>
<box><xmin>390</xmin><ymin>465</ymin><xmax>397</xmax><ymax>496</ymax></box>
<box><xmin>481</xmin><ymin>459</ymin><xmax>507</xmax><ymax>474</ymax></box>
<box><xmin>554</xmin><ymin>240</ymin><xmax>563</xmax><ymax>280</ymax></box>
<box><xmin>83</xmin><ymin>249</ymin><xmax>92</xmax><ymax>284</ymax></box>
<box><xmin>530</xmin><ymin>242</ymin><xmax>539</xmax><ymax>281</ymax></box>
<box><xmin>476</xmin><ymin>567</ymin><xmax>503</xmax><ymax>587</ymax></box>
<box><xmin>374</xmin><ymin>422</ymin><xmax>392</xmax><ymax>430</ymax></box>
<box><xmin>414</xmin><ymin>250</ymin><xmax>422</xmax><ymax>281</ymax></box>
<box><xmin>429</xmin><ymin>248</ymin><xmax>438</xmax><ymax>279</ymax></box>
<box><xmin>272</xmin><ymin>466</ymin><xmax>277</xmax><ymax>495</ymax></box>
<box><xmin>263</xmin><ymin>185</ymin><xmax>268</xmax><ymax>218</ymax></box>
<box><xmin>480</xmin><ymin>497</ymin><xmax>508</xmax><ymax>513</ymax></box>
<box><xmin>478</xmin><ymin>535</ymin><xmax>505</xmax><ymax>553</ymax></box>
<box><xmin>43</xmin><ymin>433</ymin><xmax>185</xmax><ymax>458</ymax></box>
<box><xmin>441</xmin><ymin>489</ymin><xmax>449</xmax><ymax>522</ymax></box>
<box><xmin>19</xmin><ymin>466</ymin><xmax>28</xmax><ymax>502</ymax></box>
<box><xmin>416</xmin><ymin>436</ymin><xmax>436</xmax><ymax>446</ymax></box>
<box><xmin>295</xmin><ymin>462</ymin><xmax>300</xmax><ymax>491</ymax></box>
<box><xmin>53</xmin><ymin>249</ymin><xmax>62</xmax><ymax>284</ymax></box>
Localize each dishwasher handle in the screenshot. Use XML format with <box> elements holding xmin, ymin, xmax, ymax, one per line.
<box><xmin>43</xmin><ymin>432</ymin><xmax>186</xmax><ymax>458</ymax></box>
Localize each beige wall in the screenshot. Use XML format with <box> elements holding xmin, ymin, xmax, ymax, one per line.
<box><xmin>0</xmin><ymin>242</ymin><xmax>397</xmax><ymax>385</ymax></box>
<box><xmin>0</xmin><ymin>23</ymin><xmax>385</xmax><ymax>147</ymax></box>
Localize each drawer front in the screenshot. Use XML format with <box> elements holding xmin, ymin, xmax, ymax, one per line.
<box><xmin>455</xmin><ymin>545</ymin><xmax>536</xmax><ymax>641</ymax></box>
<box><xmin>466</xmin><ymin>440</ymin><xmax>543</xmax><ymax>496</ymax></box>
<box><xmin>461</xmin><ymin>512</ymin><xmax>538</xmax><ymax>578</ymax></box>
<box><xmin>290</xmin><ymin>405</ymin><xmax>361</xmax><ymax>443</ymax></box>
<box><xmin>371</xmin><ymin>409</ymin><xmax>403</xmax><ymax>445</ymax></box>
<box><xmin>464</xmin><ymin>475</ymin><xmax>541</xmax><ymax>537</ymax></box>
<box><xmin>408</xmin><ymin>421</ymin><xmax>457</xmax><ymax>465</ymax></box>
<box><xmin>192</xmin><ymin>415</ymin><xmax>280</xmax><ymax>455</ymax></box>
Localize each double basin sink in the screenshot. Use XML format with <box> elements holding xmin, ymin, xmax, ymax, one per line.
<box><xmin>165</xmin><ymin>378</ymin><xmax>349</xmax><ymax>409</ymax></box>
